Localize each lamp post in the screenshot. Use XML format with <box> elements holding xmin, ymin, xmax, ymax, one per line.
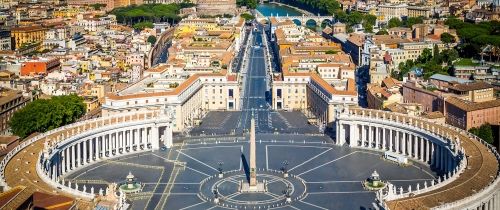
<box><xmin>281</xmin><ymin>160</ymin><xmax>289</xmax><ymax>178</ymax></box>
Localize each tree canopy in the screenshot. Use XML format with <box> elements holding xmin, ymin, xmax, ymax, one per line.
<box><xmin>237</xmin><ymin>0</ymin><xmax>257</xmax><ymax>9</ymax></box>
<box><xmin>445</xmin><ymin>17</ymin><xmax>500</xmax><ymax>57</ymax></box>
<box><xmin>9</xmin><ymin>95</ymin><xmax>86</xmax><ymax>138</ymax></box>
<box><xmin>376</xmin><ymin>30</ymin><xmax>389</xmax><ymax>35</ymax></box>
<box><xmin>440</xmin><ymin>32</ymin><xmax>455</xmax><ymax>44</ymax></box>
<box><xmin>133</xmin><ymin>21</ymin><xmax>154</xmax><ymax>30</ymax></box>
<box><xmin>147</xmin><ymin>35</ymin><xmax>157</xmax><ymax>45</ymax></box>
<box><xmin>469</xmin><ymin>124</ymin><xmax>494</xmax><ymax>144</ymax></box>
<box><xmin>388</xmin><ymin>17</ymin><xmax>403</xmax><ymax>28</ymax></box>
<box><xmin>240</xmin><ymin>13</ymin><xmax>255</xmax><ymax>21</ymax></box>
<box><xmin>111</xmin><ymin>3</ymin><xmax>194</xmax><ymax>26</ymax></box>
<box><xmin>392</xmin><ymin>47</ymin><xmax>459</xmax><ymax>80</ymax></box>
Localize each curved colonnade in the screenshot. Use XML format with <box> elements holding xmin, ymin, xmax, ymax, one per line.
<box><xmin>336</xmin><ymin>107</ymin><xmax>500</xmax><ymax>210</ymax></box>
<box><xmin>0</xmin><ymin>111</ymin><xmax>173</xmax><ymax>203</ymax></box>
<box><xmin>0</xmin><ymin>107</ymin><xmax>498</xmax><ymax>210</ymax></box>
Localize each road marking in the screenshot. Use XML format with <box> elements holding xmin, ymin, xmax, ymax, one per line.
<box><xmin>307</xmin><ymin>191</ymin><xmax>372</xmax><ymax>194</ymax></box>
<box><xmin>299</xmin><ymin>200</ymin><xmax>329</xmax><ymax>210</ymax></box>
<box><xmin>180</xmin><ymin>145</ymin><xmax>241</xmax><ymax>151</ymax></box>
<box><xmin>266</xmin><ymin>145</ymin><xmax>269</xmax><ymax>170</ymax></box>
<box><xmin>185</xmin><ymin>166</ymin><xmax>211</xmax><ymax>177</ymax></box>
<box><xmin>288</xmin><ymin>148</ymin><xmax>332</xmax><ymax>172</ymax></box>
<box><xmin>179</xmin><ymin>201</ymin><xmax>206</xmax><ymax>210</ymax></box>
<box><xmin>297</xmin><ymin>152</ymin><xmax>358</xmax><ymax>176</ymax></box>
<box><xmin>306</xmin><ymin>180</ymin><xmax>361</xmax><ymax>183</ymax></box>
<box><xmin>177</xmin><ymin>150</ymin><xmax>219</xmax><ymax>172</ymax></box>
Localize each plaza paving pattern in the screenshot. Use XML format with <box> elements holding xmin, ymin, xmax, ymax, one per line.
<box><xmin>66</xmin><ymin>134</ymin><xmax>437</xmax><ymax>210</ymax></box>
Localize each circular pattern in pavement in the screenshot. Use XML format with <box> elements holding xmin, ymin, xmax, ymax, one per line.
<box><xmin>198</xmin><ymin>169</ymin><xmax>307</xmax><ymax>208</ymax></box>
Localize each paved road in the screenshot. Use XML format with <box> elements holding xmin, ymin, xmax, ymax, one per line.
<box><xmin>235</xmin><ymin>28</ymin><xmax>273</xmax><ymax>134</ymax></box>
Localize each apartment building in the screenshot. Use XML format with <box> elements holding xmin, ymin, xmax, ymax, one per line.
<box><xmin>0</xmin><ymin>89</ymin><xmax>32</xmax><ymax>135</ymax></box>
<box><xmin>11</xmin><ymin>25</ymin><xmax>47</xmax><ymax>50</ymax></box>
<box><xmin>102</xmin><ymin>67</ymin><xmax>240</xmax><ymax>132</ymax></box>
<box><xmin>271</xmin><ymin>21</ymin><xmax>358</xmax><ymax>127</ymax></box>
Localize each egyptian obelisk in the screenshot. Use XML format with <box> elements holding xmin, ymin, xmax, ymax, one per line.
<box><xmin>249</xmin><ymin>112</ymin><xmax>257</xmax><ymax>186</ymax></box>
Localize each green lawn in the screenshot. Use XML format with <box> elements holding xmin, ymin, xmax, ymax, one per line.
<box><xmin>454</xmin><ymin>58</ymin><xmax>480</xmax><ymax>66</ymax></box>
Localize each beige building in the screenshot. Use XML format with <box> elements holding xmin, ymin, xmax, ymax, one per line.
<box><xmin>378</xmin><ymin>4</ymin><xmax>408</xmax><ymax>21</ymax></box>
<box><xmin>103</xmin><ymin>67</ymin><xmax>240</xmax><ymax>132</ymax></box>
<box><xmin>407</xmin><ymin>6</ymin><xmax>432</xmax><ymax>18</ymax></box>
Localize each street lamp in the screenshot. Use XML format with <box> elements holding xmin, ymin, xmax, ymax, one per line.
<box><xmin>281</xmin><ymin>160</ymin><xmax>289</xmax><ymax>178</ymax></box>
<box><xmin>217</xmin><ymin>161</ymin><xmax>224</xmax><ymax>178</ymax></box>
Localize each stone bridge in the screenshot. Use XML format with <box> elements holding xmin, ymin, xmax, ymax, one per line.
<box><xmin>256</xmin><ymin>13</ymin><xmax>334</xmax><ymax>26</ymax></box>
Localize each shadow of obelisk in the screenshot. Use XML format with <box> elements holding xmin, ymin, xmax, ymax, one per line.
<box><xmin>241</xmin><ymin>153</ymin><xmax>250</xmax><ymax>182</ymax></box>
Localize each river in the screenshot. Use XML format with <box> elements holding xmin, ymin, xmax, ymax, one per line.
<box><xmin>256</xmin><ymin>3</ymin><xmax>303</xmax><ymax>17</ymax></box>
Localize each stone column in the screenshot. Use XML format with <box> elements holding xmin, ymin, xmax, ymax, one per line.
<box><xmin>368</xmin><ymin>126</ymin><xmax>373</xmax><ymax>148</ymax></box>
<box><xmin>402</xmin><ymin>132</ymin><xmax>406</xmax><ymax>155</ymax></box>
<box><xmin>408</xmin><ymin>135</ymin><xmax>413</xmax><ymax>158</ymax></box>
<box><xmin>426</xmin><ymin>140</ymin><xmax>430</xmax><ymax>163</ymax></box>
<box><xmin>65</xmin><ymin>148</ymin><xmax>70</xmax><ymax>173</ymax></box>
<box><xmin>375</xmin><ymin>126</ymin><xmax>380</xmax><ymax>149</ymax></box>
<box><xmin>142</xmin><ymin>127</ymin><xmax>148</xmax><ymax>149</ymax></box>
<box><xmin>61</xmin><ymin>151</ymin><xmax>66</xmax><ymax>174</ymax></box>
<box><xmin>430</xmin><ymin>142</ymin><xmax>435</xmax><ymax>167</ymax></box>
<box><xmin>349</xmin><ymin>124</ymin><xmax>356</xmax><ymax>147</ymax></box>
<box><xmin>95</xmin><ymin>136</ymin><xmax>100</xmax><ymax>160</ymax></box>
<box><xmin>420</xmin><ymin>137</ymin><xmax>424</xmax><ymax>161</ymax></box>
<box><xmin>382</xmin><ymin>128</ymin><xmax>386</xmax><ymax>150</ymax></box>
<box><xmin>413</xmin><ymin>135</ymin><xmax>418</xmax><ymax>159</ymax></box>
<box><xmin>389</xmin><ymin>128</ymin><xmax>394</xmax><ymax>152</ymax></box>
<box><xmin>106</xmin><ymin>134</ymin><xmax>110</xmax><ymax>157</ymax></box>
<box><xmin>135</xmin><ymin>129</ymin><xmax>140</xmax><ymax>149</ymax></box>
<box><xmin>89</xmin><ymin>138</ymin><xmax>93</xmax><ymax>162</ymax></box>
<box><xmin>83</xmin><ymin>139</ymin><xmax>87</xmax><ymax>165</ymax></box>
<box><xmin>395</xmin><ymin>130</ymin><xmax>400</xmax><ymax>153</ymax></box>
<box><xmin>152</xmin><ymin>125</ymin><xmax>160</xmax><ymax>150</ymax></box>
<box><xmin>165</xmin><ymin>125</ymin><xmax>173</xmax><ymax>148</ymax></box>
<box><xmin>127</xmin><ymin>130</ymin><xmax>131</xmax><ymax>150</ymax></box>
<box><xmin>71</xmin><ymin>145</ymin><xmax>76</xmax><ymax>169</ymax></box>
<box><xmin>76</xmin><ymin>142</ymin><xmax>81</xmax><ymax>166</ymax></box>
<box><xmin>112</xmin><ymin>132</ymin><xmax>116</xmax><ymax>155</ymax></box>
<box><xmin>336</xmin><ymin>122</ymin><xmax>341</xmax><ymax>145</ymax></box>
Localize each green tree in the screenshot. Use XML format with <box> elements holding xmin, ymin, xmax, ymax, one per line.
<box><xmin>404</xmin><ymin>16</ymin><xmax>424</xmax><ymax>27</ymax></box>
<box><xmin>347</xmin><ymin>11</ymin><xmax>363</xmax><ymax>26</ymax></box>
<box><xmin>388</xmin><ymin>17</ymin><xmax>403</xmax><ymax>28</ymax></box>
<box><xmin>133</xmin><ymin>21</ymin><xmax>154</xmax><ymax>30</ymax></box>
<box><xmin>236</xmin><ymin>0</ymin><xmax>257</xmax><ymax>9</ymax></box>
<box><xmin>147</xmin><ymin>35</ymin><xmax>157</xmax><ymax>45</ymax></box>
<box><xmin>469</xmin><ymin>124</ymin><xmax>494</xmax><ymax>144</ymax></box>
<box><xmin>418</xmin><ymin>48</ymin><xmax>433</xmax><ymax>63</ymax></box>
<box><xmin>240</xmin><ymin>13</ymin><xmax>255</xmax><ymax>21</ymax></box>
<box><xmin>363</xmin><ymin>14</ymin><xmax>377</xmax><ymax>26</ymax></box>
<box><xmin>90</xmin><ymin>3</ymin><xmax>106</xmax><ymax>10</ymax></box>
<box><xmin>376</xmin><ymin>30</ymin><xmax>389</xmax><ymax>35</ymax></box>
<box><xmin>9</xmin><ymin>95</ymin><xmax>86</xmax><ymax>138</ymax></box>
<box><xmin>325</xmin><ymin>50</ymin><xmax>337</xmax><ymax>54</ymax></box>
<box><xmin>440</xmin><ymin>32</ymin><xmax>456</xmax><ymax>45</ymax></box>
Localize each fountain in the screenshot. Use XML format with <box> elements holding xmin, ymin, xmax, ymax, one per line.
<box><xmin>118</xmin><ymin>172</ymin><xmax>142</xmax><ymax>193</ymax></box>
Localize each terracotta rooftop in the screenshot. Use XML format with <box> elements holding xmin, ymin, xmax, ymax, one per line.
<box><xmin>448</xmin><ymin>81</ymin><xmax>493</xmax><ymax>92</ymax></box>
<box><xmin>422</xmin><ymin>111</ymin><xmax>445</xmax><ymax>119</ymax></box>
<box><xmin>32</xmin><ymin>192</ymin><xmax>74</xmax><ymax>210</ymax></box>
<box><xmin>446</xmin><ymin>96</ymin><xmax>500</xmax><ymax>112</ymax></box>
